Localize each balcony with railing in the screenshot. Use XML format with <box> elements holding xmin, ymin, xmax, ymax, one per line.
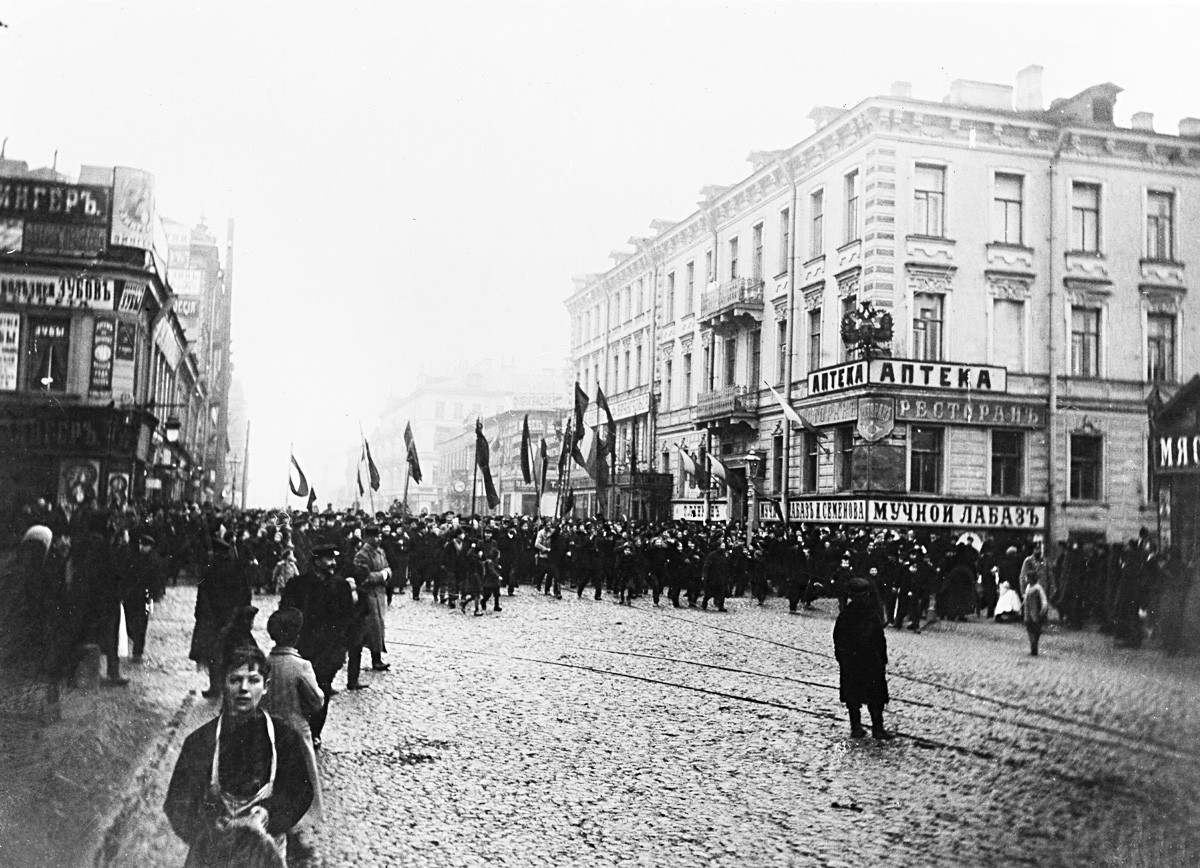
<box><xmin>698</xmin><ymin>277</ymin><xmax>764</xmax><ymax>329</ymax></box>
<box><xmin>693</xmin><ymin>384</ymin><xmax>758</xmax><ymax>428</ymax></box>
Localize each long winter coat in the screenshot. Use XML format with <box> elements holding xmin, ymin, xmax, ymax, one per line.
<box><xmin>260</xmin><ymin>647</ymin><xmax>324</xmax><ymax>826</ymax></box>
<box><xmin>833</xmin><ymin>599</ymin><xmax>890</xmax><ymax>706</ymax></box>
<box><xmin>351</xmin><ymin>542</ymin><xmax>389</xmax><ymax>651</ymax></box>
<box><xmin>189</xmin><ymin>557</ymin><xmax>251</xmax><ymax>666</ymax></box>
<box><xmin>280</xmin><ymin>571</ymin><xmax>355</xmax><ymax>686</ymax></box>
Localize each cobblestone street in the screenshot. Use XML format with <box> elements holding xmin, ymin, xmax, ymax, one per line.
<box><xmin>107</xmin><ymin>585</ymin><xmax>1200</xmax><ymax>867</ymax></box>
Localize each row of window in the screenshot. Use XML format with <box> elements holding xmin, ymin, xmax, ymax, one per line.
<box><xmin>755</xmin><ymin>426</ymin><xmax>1103</xmax><ymax>501</ymax></box>
<box><xmin>574</xmin><ymin>168</ymin><xmax>1183</xmax><ymax>347</ymax></box>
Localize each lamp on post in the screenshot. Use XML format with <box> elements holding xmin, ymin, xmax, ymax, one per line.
<box><xmin>745</xmin><ymin>451</ymin><xmax>761</xmax><ymax>535</ymax></box>
<box><xmin>164</xmin><ymin>415</ymin><xmax>182</xmax><ymax>444</ymax></box>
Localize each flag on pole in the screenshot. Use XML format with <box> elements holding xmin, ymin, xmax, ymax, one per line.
<box><xmin>364</xmin><ymin>438</ymin><xmax>381</xmax><ymax>491</ymax></box>
<box><xmin>558</xmin><ymin>419</ymin><xmax>572</xmax><ymax>473</ymax></box>
<box><xmin>572</xmin><ymin>382</ymin><xmax>588</xmax><ymax>451</ymax></box>
<box><xmin>678</xmin><ymin>445</ymin><xmax>699</xmax><ymax>482</ymax></box>
<box><xmin>520</xmin><ymin>414</ymin><xmax>533</xmax><ymax>484</ymax></box>
<box><xmin>404</xmin><ymin>422</ymin><xmax>423</xmax><ymax>484</ymax></box>
<box><xmin>771</xmin><ymin>499</ymin><xmax>785</xmax><ymax>522</ymax></box>
<box><xmin>289</xmin><ymin>454</ymin><xmax>310</xmax><ymax>498</ymax></box>
<box><xmin>708</xmin><ymin>452</ymin><xmax>744</xmax><ymax>494</ymax></box>
<box><xmin>475</xmin><ymin>419</ymin><xmax>500</xmax><ymax>510</ymax></box>
<box><xmin>356</xmin><ymin>467</ymin><xmax>365</xmax><ymax>497</ymax></box>
<box><xmin>765</xmin><ymin>380</ymin><xmax>821</xmax><ymax>435</ymax></box>
<box><xmin>695</xmin><ymin>443</ymin><xmax>711</xmax><ymax>490</ymax></box>
<box><xmin>536</xmin><ymin>438</ymin><xmax>548</xmax><ymax>499</ymax></box>
<box><xmin>595</xmin><ymin>384</ymin><xmax>616</xmax><ymax>441</ymax></box>
<box><xmin>306</xmin><ymin>488</ymin><xmax>317</xmax><ymax>512</ymax></box>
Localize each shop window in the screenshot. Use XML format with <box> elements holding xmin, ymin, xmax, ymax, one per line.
<box><xmin>836</xmin><ymin>424</ymin><xmax>855</xmax><ymax>491</ymax></box>
<box><xmin>1070</xmin><ymin>433</ymin><xmax>1102</xmax><ymax>501</ymax></box>
<box><xmin>991</xmin><ymin>430</ymin><xmax>1023</xmax><ymax>496</ymax></box>
<box><xmin>27</xmin><ymin>318</ymin><xmax>69</xmax><ymax>392</ymax></box>
<box><xmin>909</xmin><ymin>425</ymin><xmax>943</xmax><ymax>493</ymax></box>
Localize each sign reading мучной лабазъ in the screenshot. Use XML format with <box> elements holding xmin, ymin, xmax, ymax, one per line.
<box><xmin>780</xmin><ymin>497</ymin><xmax>1044</xmax><ymax>529</ymax></box>
<box><xmin>808</xmin><ymin>359</ymin><xmax>1008</xmax><ymax>397</ymax></box>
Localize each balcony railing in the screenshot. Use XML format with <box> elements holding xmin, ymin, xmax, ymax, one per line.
<box><xmin>699</xmin><ymin>277</ymin><xmax>764</xmax><ymax>323</ymax></box>
<box><xmin>694</xmin><ymin>384</ymin><xmax>757</xmax><ymax>424</ymax></box>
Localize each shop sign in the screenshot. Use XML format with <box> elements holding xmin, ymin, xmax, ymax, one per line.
<box><xmin>808</xmin><ymin>359</ymin><xmax>1008</xmax><ymax>397</ymax></box>
<box><xmin>867</xmin><ymin>499</ymin><xmax>1044</xmax><ymax>529</ymax></box>
<box><xmin>0</xmin><ymin>313</ymin><xmax>18</xmax><ymax>391</ymax></box>
<box><xmin>790</xmin><ymin>499</ymin><xmax>868</xmax><ymax>523</ymax></box>
<box><xmin>857</xmin><ymin>397</ymin><xmax>894</xmax><ymax>442</ymax></box>
<box><xmin>90</xmin><ymin>319</ymin><xmax>115</xmax><ymax>392</ymax></box>
<box><xmin>0</xmin><ymin>413</ymin><xmax>139</xmax><ymax>455</ymax></box>
<box><xmin>586</xmin><ymin>390</ymin><xmax>650</xmax><ymax>424</ymax></box>
<box><xmin>0</xmin><ymin>273</ymin><xmax>116</xmax><ymax>309</ymax></box>
<box><xmin>1154</xmin><ymin>432</ymin><xmax>1200</xmax><ymax>475</ymax></box>
<box><xmin>672</xmin><ymin>500</ymin><xmax>728</xmax><ymax>522</ymax></box>
<box><xmin>118</xmin><ymin>281</ymin><xmax>146</xmax><ymax>314</ymax></box>
<box><xmin>23</xmin><ymin>222</ymin><xmax>108</xmax><ymax>257</ymax></box>
<box><xmin>0</xmin><ymin>180</ymin><xmax>110</xmax><ymax>224</ymax></box>
<box><xmin>895</xmin><ymin>396</ymin><xmax>1043</xmax><ymax>428</ymax></box>
<box><xmin>799</xmin><ymin>397</ymin><xmax>858</xmax><ymax>426</ymax></box>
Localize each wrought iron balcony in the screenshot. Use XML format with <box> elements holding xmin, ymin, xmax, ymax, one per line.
<box><xmin>698</xmin><ymin>277</ymin><xmax>764</xmax><ymax>328</ymax></box>
<box><xmin>693</xmin><ymin>384</ymin><xmax>758</xmax><ymax>428</ymax></box>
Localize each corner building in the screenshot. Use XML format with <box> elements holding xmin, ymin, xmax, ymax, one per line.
<box><xmin>566</xmin><ymin>67</ymin><xmax>1200</xmax><ymax>544</ymax></box>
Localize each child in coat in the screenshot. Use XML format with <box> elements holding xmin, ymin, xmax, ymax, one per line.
<box><xmin>260</xmin><ymin>608</ymin><xmax>324</xmax><ymax>845</ymax></box>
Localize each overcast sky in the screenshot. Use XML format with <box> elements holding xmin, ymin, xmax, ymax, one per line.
<box><xmin>3</xmin><ymin>0</ymin><xmax>1199</xmax><ymax>506</ymax></box>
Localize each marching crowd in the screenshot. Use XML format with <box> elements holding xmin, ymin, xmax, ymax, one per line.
<box><xmin>7</xmin><ymin>499</ymin><xmax>1194</xmax><ymax>866</ymax></box>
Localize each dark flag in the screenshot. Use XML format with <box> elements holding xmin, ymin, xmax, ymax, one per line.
<box><xmin>562</xmin><ymin>488</ymin><xmax>575</xmax><ymax>516</ymax></box>
<box><xmin>520</xmin><ymin>414</ymin><xmax>533</xmax><ymax>484</ymax></box>
<box><xmin>364</xmin><ymin>438</ymin><xmax>381</xmax><ymax>491</ymax></box>
<box><xmin>595</xmin><ymin>385</ymin><xmax>616</xmax><ymax>441</ymax></box>
<box><xmin>573</xmin><ymin>382</ymin><xmax>588</xmax><ymax>451</ymax></box>
<box><xmin>558</xmin><ymin>419</ymin><xmax>572</xmax><ymax>473</ymax></box>
<box><xmin>536</xmin><ymin>438</ymin><xmax>548</xmax><ymax>499</ymax></box>
<box><xmin>404</xmin><ymin>422</ymin><xmax>423</xmax><ymax>484</ymax></box>
<box><xmin>475</xmin><ymin>419</ymin><xmax>500</xmax><ymax>510</ymax></box>
<box><xmin>306</xmin><ymin>488</ymin><xmax>317</xmax><ymax>512</ymax></box>
<box><xmin>356</xmin><ymin>467</ymin><xmax>365</xmax><ymax>497</ymax></box>
<box><xmin>772</xmin><ymin>499</ymin><xmax>786</xmax><ymax>523</ymax></box>
<box><xmin>695</xmin><ymin>443</ymin><xmax>711</xmax><ymax>490</ymax></box>
<box><xmin>289</xmin><ymin>454</ymin><xmax>310</xmax><ymax>498</ymax></box>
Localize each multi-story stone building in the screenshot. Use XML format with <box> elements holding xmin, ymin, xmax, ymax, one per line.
<box><xmin>567</xmin><ymin>67</ymin><xmax>1199</xmax><ymax>545</ymax></box>
<box><xmin>0</xmin><ymin>158</ymin><xmax>208</xmax><ymax>518</ymax></box>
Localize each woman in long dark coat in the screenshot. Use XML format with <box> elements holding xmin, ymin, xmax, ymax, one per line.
<box><xmin>833</xmin><ymin>577</ymin><xmax>894</xmax><ymax>740</ymax></box>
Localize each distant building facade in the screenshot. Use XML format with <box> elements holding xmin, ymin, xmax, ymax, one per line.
<box><xmin>359</xmin><ymin>362</ymin><xmax>565</xmax><ymax>513</ymax></box>
<box><xmin>567</xmin><ymin>67</ymin><xmax>1200</xmax><ymax>544</ymax></box>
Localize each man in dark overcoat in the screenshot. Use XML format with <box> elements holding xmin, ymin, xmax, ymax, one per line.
<box><xmin>191</xmin><ymin>538</ymin><xmax>251</xmax><ymax>697</ymax></box>
<box><xmin>280</xmin><ymin>543</ymin><xmax>356</xmax><ymax>743</ymax></box>
<box><xmin>833</xmin><ymin>576</ymin><xmax>893</xmax><ymax>740</ymax></box>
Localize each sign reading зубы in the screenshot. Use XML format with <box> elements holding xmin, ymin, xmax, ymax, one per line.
<box><xmin>761</xmin><ymin>497</ymin><xmax>1045</xmax><ymax>529</ymax></box>
<box><xmin>808</xmin><ymin>359</ymin><xmax>1008</xmax><ymax>397</ymax></box>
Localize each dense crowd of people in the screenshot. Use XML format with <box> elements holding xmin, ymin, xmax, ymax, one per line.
<box><xmin>5</xmin><ymin>497</ymin><xmax>1194</xmax><ymax>864</ymax></box>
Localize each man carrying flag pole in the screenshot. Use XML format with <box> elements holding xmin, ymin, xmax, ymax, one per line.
<box><xmin>595</xmin><ymin>385</ymin><xmax>616</xmax><ymax>521</ymax></box>
<box><xmin>475</xmin><ymin>419</ymin><xmax>500</xmax><ymax>513</ymax></box>
<box><xmin>403</xmin><ymin>422</ymin><xmax>422</xmax><ymax>515</ymax></box>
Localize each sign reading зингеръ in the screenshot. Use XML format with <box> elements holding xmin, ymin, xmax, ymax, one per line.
<box><xmin>0</xmin><ymin>180</ymin><xmax>111</xmax><ymax>224</ymax></box>
<box><xmin>808</xmin><ymin>359</ymin><xmax>1008</xmax><ymax>397</ymax></box>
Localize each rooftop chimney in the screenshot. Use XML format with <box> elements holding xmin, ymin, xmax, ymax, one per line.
<box><xmin>1132</xmin><ymin>112</ymin><xmax>1155</xmax><ymax>133</ymax></box>
<box><xmin>1179</xmin><ymin>118</ymin><xmax>1200</xmax><ymax>138</ymax></box>
<box><xmin>890</xmin><ymin>81</ymin><xmax>913</xmax><ymax>99</ymax></box>
<box><xmin>1015</xmin><ymin>65</ymin><xmax>1043</xmax><ymax>111</ymax></box>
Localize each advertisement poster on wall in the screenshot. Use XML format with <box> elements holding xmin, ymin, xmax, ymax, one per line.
<box><xmin>110</xmin><ymin>167</ymin><xmax>156</xmax><ymax>250</ymax></box>
<box><xmin>0</xmin><ymin>312</ymin><xmax>19</xmax><ymax>390</ymax></box>
<box><xmin>58</xmin><ymin>458</ymin><xmax>101</xmax><ymax>506</ymax></box>
<box><xmin>90</xmin><ymin>318</ymin><xmax>115</xmax><ymax>392</ymax></box>
<box><xmin>105</xmin><ymin>469</ymin><xmax>131</xmax><ymax>510</ymax></box>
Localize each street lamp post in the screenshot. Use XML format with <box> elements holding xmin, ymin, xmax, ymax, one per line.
<box><xmin>745</xmin><ymin>452</ymin><xmax>760</xmax><ymax>535</ymax></box>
